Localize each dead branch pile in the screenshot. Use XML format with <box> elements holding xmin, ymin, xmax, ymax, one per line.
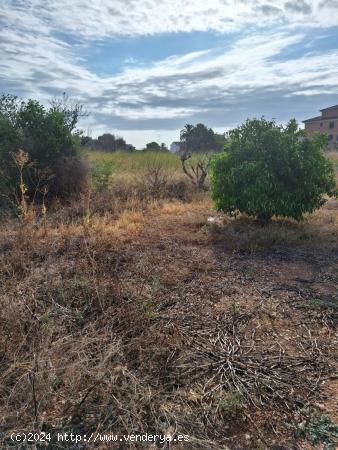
<box><xmin>178</xmin><ymin>323</ymin><xmax>330</xmax><ymax>420</ymax></box>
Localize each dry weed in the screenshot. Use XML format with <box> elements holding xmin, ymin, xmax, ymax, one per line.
<box><xmin>0</xmin><ymin>192</ymin><xmax>337</xmax><ymax>449</ymax></box>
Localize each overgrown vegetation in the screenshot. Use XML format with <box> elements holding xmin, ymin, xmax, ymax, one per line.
<box><xmin>211</xmin><ymin>118</ymin><xmax>336</xmax><ymax>221</ymax></box>
<box><xmin>1</xmin><ymin>191</ymin><xmax>337</xmax><ymax>449</ymax></box>
<box><xmin>85</xmin><ymin>149</ymin><xmax>210</xmax><ymax>198</ymax></box>
<box><xmin>0</xmin><ymin>94</ymin><xmax>88</xmax><ymax>206</ymax></box>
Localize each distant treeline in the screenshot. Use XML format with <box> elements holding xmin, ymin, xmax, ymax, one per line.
<box><xmin>82</xmin><ymin>134</ymin><xmax>136</xmax><ymax>152</ymax></box>
<box><xmin>82</xmin><ymin>134</ymin><xmax>171</xmax><ymax>152</ymax></box>
<box><xmin>82</xmin><ymin>123</ymin><xmax>227</xmax><ymax>153</ymax></box>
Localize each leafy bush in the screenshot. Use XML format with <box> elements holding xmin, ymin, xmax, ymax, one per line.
<box><xmin>51</xmin><ymin>157</ymin><xmax>90</xmax><ymax>198</ymax></box>
<box><xmin>290</xmin><ymin>408</ymin><xmax>338</xmax><ymax>449</ymax></box>
<box><xmin>0</xmin><ymin>94</ymin><xmax>88</xmax><ymax>201</ymax></box>
<box><xmin>211</xmin><ymin>118</ymin><xmax>336</xmax><ymax>221</ymax></box>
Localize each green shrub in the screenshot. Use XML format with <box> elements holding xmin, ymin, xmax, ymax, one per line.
<box><xmin>211</xmin><ymin>118</ymin><xmax>336</xmax><ymax>221</ymax></box>
<box><xmin>218</xmin><ymin>391</ymin><xmax>243</xmax><ymax>417</ymax></box>
<box><xmin>289</xmin><ymin>408</ymin><xmax>338</xmax><ymax>449</ymax></box>
<box><xmin>0</xmin><ymin>94</ymin><xmax>88</xmax><ymax>201</ymax></box>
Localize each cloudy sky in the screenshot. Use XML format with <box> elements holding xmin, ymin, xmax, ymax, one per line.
<box><xmin>1</xmin><ymin>0</ymin><xmax>338</xmax><ymax>147</ymax></box>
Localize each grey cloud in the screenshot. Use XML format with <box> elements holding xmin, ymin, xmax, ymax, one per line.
<box><xmin>106</xmin><ymin>7</ymin><xmax>123</xmax><ymax>16</ymax></box>
<box><xmin>91</xmin><ymin>84</ymin><xmax>336</xmax><ymax>132</ymax></box>
<box><xmin>88</xmin><ymin>56</ymin><xmax>338</xmax><ymax>130</ymax></box>
<box><xmin>256</xmin><ymin>4</ymin><xmax>283</xmax><ymax>16</ymax></box>
<box><xmin>284</xmin><ymin>0</ymin><xmax>312</xmax><ymax>14</ymax></box>
<box><xmin>318</xmin><ymin>0</ymin><xmax>338</xmax><ymax>6</ymax></box>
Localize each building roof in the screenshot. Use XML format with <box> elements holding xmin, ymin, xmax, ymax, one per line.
<box><xmin>302</xmin><ymin>115</ymin><xmax>322</xmax><ymax>123</ymax></box>
<box><xmin>320</xmin><ymin>104</ymin><xmax>338</xmax><ymax>112</ymax></box>
<box><xmin>303</xmin><ymin>115</ymin><xmax>338</xmax><ymax>123</ymax></box>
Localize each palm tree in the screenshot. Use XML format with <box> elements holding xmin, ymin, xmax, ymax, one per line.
<box><xmin>180</xmin><ymin>124</ymin><xmax>194</xmax><ymax>154</ymax></box>
<box><xmin>180</xmin><ymin>124</ymin><xmax>194</xmax><ymax>142</ymax></box>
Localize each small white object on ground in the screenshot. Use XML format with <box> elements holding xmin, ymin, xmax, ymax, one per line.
<box><xmin>207</xmin><ymin>216</ymin><xmax>216</xmax><ymax>223</ymax></box>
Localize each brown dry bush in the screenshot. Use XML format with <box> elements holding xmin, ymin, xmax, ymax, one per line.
<box><xmin>108</xmin><ymin>173</ymin><xmax>193</xmax><ymax>204</ymax></box>
<box><xmin>44</xmin><ymin>169</ymin><xmax>194</xmax><ymax>226</ymax></box>
<box><xmin>49</xmin><ymin>157</ymin><xmax>90</xmax><ymax>198</ymax></box>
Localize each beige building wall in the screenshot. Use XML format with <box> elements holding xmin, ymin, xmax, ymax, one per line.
<box><xmin>304</xmin><ymin>106</ymin><xmax>338</xmax><ymax>150</ymax></box>
<box><xmin>321</xmin><ymin>106</ymin><xmax>338</xmax><ymax>119</ymax></box>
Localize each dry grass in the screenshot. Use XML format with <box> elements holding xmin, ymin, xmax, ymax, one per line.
<box><xmin>326</xmin><ymin>151</ymin><xmax>338</xmax><ymax>163</ymax></box>
<box><xmin>0</xmin><ymin>183</ymin><xmax>337</xmax><ymax>449</ymax></box>
<box><xmin>206</xmin><ymin>202</ymin><xmax>338</xmax><ymax>252</ymax></box>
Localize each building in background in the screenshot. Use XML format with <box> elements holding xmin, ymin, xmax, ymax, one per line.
<box><xmin>303</xmin><ymin>105</ymin><xmax>338</xmax><ymax>150</ymax></box>
<box><xmin>170</xmin><ymin>141</ymin><xmax>182</xmax><ymax>153</ymax></box>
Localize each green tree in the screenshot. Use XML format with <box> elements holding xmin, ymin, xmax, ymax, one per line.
<box><xmin>180</xmin><ymin>123</ymin><xmax>219</xmax><ymax>153</ymax></box>
<box><xmin>160</xmin><ymin>143</ymin><xmax>169</xmax><ymax>152</ymax></box>
<box><xmin>146</xmin><ymin>141</ymin><xmax>161</xmax><ymax>151</ymax></box>
<box><xmin>115</xmin><ymin>137</ymin><xmax>127</xmax><ymax>151</ymax></box>
<box><xmin>82</xmin><ymin>134</ymin><xmax>134</xmax><ymax>152</ymax></box>
<box><xmin>214</xmin><ymin>132</ymin><xmax>227</xmax><ymax>151</ymax></box>
<box><xmin>97</xmin><ymin>133</ymin><xmax>116</xmax><ymax>151</ymax></box>
<box><xmin>180</xmin><ymin>124</ymin><xmax>194</xmax><ymax>152</ymax></box>
<box><xmin>211</xmin><ymin>118</ymin><xmax>336</xmax><ymax>222</ymax></box>
<box><xmin>0</xmin><ymin>94</ymin><xmax>88</xmax><ymax>200</ymax></box>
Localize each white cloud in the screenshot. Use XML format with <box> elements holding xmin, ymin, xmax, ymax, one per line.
<box><xmin>1</xmin><ymin>0</ymin><xmax>338</xmax><ymax>39</ymax></box>
<box><xmin>1</xmin><ymin>0</ymin><xmax>338</xmax><ymax>146</ymax></box>
<box><xmin>113</xmin><ymin>106</ymin><xmax>206</xmax><ymax>120</ymax></box>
